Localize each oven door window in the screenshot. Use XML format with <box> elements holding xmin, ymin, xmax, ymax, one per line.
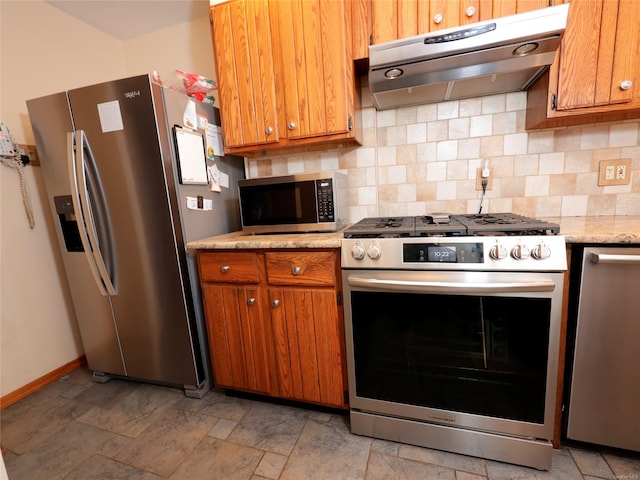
<box><xmin>351</xmin><ymin>291</ymin><xmax>551</xmax><ymax>424</ymax></box>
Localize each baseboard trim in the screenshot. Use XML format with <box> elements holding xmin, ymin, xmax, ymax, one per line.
<box><xmin>0</xmin><ymin>356</ymin><xmax>87</xmax><ymax>410</ymax></box>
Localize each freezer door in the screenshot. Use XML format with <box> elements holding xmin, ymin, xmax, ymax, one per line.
<box><xmin>67</xmin><ymin>75</ymin><xmax>200</xmax><ymax>386</ymax></box>
<box><xmin>26</xmin><ymin>93</ymin><xmax>126</xmax><ymax>376</ymax></box>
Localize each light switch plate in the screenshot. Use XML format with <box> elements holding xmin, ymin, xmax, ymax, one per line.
<box><xmin>598</xmin><ymin>159</ymin><xmax>631</xmax><ymax>186</ymax></box>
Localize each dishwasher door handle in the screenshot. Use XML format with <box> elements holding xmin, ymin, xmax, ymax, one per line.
<box><xmin>591</xmin><ymin>253</ymin><xmax>640</xmax><ymax>265</ymax></box>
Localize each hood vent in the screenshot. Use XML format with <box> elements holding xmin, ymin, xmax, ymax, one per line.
<box><xmin>368</xmin><ymin>4</ymin><xmax>569</xmax><ymax>110</ymax></box>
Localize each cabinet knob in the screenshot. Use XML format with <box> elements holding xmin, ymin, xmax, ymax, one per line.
<box><xmin>433</xmin><ymin>13</ymin><xmax>443</xmax><ymax>24</ymax></box>
<box><xmin>247</xmin><ymin>297</ymin><xmax>256</xmax><ymax>306</ymax></box>
<box><xmin>220</xmin><ymin>265</ymin><xmax>230</xmax><ymax>273</ymax></box>
<box><xmin>271</xmin><ymin>299</ymin><xmax>280</xmax><ymax>308</ymax></box>
<box><xmin>287</xmin><ymin>121</ymin><xmax>296</xmax><ymax>130</ymax></box>
<box><xmin>265</xmin><ymin>126</ymin><xmax>273</xmax><ymax>135</ymax></box>
<box><xmin>620</xmin><ymin>80</ymin><xmax>633</xmax><ymax>91</ymax></box>
<box><xmin>465</xmin><ymin>6</ymin><xmax>476</xmax><ymax>17</ymax></box>
<box><xmin>292</xmin><ymin>266</ymin><xmax>301</xmax><ymax>275</ymax></box>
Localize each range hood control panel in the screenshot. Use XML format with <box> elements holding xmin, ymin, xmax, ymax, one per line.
<box><xmin>424</xmin><ymin>23</ymin><xmax>496</xmax><ymax>44</ymax></box>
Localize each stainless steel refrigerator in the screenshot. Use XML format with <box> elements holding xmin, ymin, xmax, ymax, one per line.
<box><xmin>26</xmin><ymin>74</ymin><xmax>245</xmax><ymax>397</ymax></box>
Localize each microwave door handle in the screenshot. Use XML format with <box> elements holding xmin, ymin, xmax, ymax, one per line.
<box><xmin>347</xmin><ymin>276</ymin><xmax>557</xmax><ymax>294</ymax></box>
<box><xmin>68</xmin><ymin>131</ymin><xmax>116</xmax><ymax>295</ymax></box>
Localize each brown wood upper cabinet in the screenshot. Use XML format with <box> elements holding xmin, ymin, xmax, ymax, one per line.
<box><xmin>210</xmin><ymin>0</ymin><xmax>361</xmax><ymax>157</ymax></box>
<box><xmin>526</xmin><ymin>0</ymin><xmax>640</xmax><ymax>129</ymax></box>
<box><xmin>370</xmin><ymin>0</ymin><xmax>550</xmax><ymax>45</ymax></box>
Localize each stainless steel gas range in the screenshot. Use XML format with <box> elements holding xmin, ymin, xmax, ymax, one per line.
<box><xmin>341</xmin><ymin>213</ymin><xmax>567</xmax><ymax>470</ymax></box>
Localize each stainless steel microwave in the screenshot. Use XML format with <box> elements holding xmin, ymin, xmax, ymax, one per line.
<box><xmin>238</xmin><ymin>172</ymin><xmax>347</xmax><ymax>234</ymax></box>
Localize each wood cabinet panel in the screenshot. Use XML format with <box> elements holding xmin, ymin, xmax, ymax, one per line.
<box><xmin>270</xmin><ymin>287</ymin><xmax>345</xmax><ymax>407</ymax></box>
<box><xmin>201</xmin><ymin>284</ymin><xmax>271</xmax><ymax>394</ymax></box>
<box><xmin>210</xmin><ymin>0</ymin><xmax>278</xmax><ymax>148</ymax></box>
<box><xmin>398</xmin><ymin>0</ymin><xmax>419</xmax><ymax>38</ymax></box>
<box><xmin>371</xmin><ymin>0</ymin><xmax>537</xmax><ymax>45</ymax></box>
<box><xmin>556</xmin><ymin>0</ymin><xmax>605</xmax><ymax>110</ymax></box>
<box><xmin>198</xmin><ymin>252</ymin><xmax>260</xmax><ymax>283</ymax></box>
<box><xmin>198</xmin><ymin>248</ymin><xmax>347</xmax><ymax>409</ymax></box>
<box><xmin>429</xmin><ymin>0</ymin><xmax>461</xmax><ymax>30</ymax></box>
<box><xmin>372</xmin><ymin>0</ymin><xmax>398</xmax><ymax>44</ymax></box>
<box><xmin>608</xmin><ymin>0</ymin><xmax>640</xmax><ymax>104</ymax></box>
<box><xmin>492</xmin><ymin>0</ymin><xmax>550</xmax><ymax>17</ymax></box>
<box><xmin>526</xmin><ymin>0</ymin><xmax>640</xmax><ymax>129</ymax></box>
<box><xmin>265</xmin><ymin>251</ymin><xmax>337</xmax><ymax>286</ymax></box>
<box><xmin>271</xmin><ymin>0</ymin><xmax>351</xmax><ymax>140</ymax></box>
<box><xmin>210</xmin><ymin>0</ymin><xmax>359</xmax><ymax>156</ymax></box>
<box><xmin>350</xmin><ymin>0</ymin><xmax>372</xmax><ymax>60</ymax></box>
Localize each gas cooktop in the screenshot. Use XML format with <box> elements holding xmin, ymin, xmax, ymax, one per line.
<box><xmin>343</xmin><ymin>213</ymin><xmax>560</xmax><ymax>238</ymax></box>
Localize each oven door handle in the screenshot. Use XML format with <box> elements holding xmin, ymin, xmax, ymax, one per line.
<box><xmin>347</xmin><ymin>276</ymin><xmax>557</xmax><ymax>294</ymax></box>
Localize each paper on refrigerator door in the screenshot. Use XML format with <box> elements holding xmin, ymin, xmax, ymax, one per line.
<box><xmin>97</xmin><ymin>101</ymin><xmax>124</xmax><ymax>132</ymax></box>
<box><xmin>206</xmin><ymin>125</ymin><xmax>224</xmax><ymax>157</ymax></box>
<box><xmin>186</xmin><ymin>196</ymin><xmax>212</xmax><ymax>211</ymax></box>
<box><xmin>207</xmin><ymin>164</ymin><xmax>221</xmax><ymax>192</ymax></box>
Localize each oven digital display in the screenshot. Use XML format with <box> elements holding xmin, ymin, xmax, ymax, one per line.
<box><xmin>403</xmin><ymin>243</ymin><xmax>483</xmax><ymax>263</ymax></box>
<box><xmin>428</xmin><ymin>246</ymin><xmax>456</xmax><ymax>262</ymax></box>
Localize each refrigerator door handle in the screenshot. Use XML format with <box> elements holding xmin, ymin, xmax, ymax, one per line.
<box><xmin>68</xmin><ymin>131</ymin><xmax>117</xmax><ymax>295</ymax></box>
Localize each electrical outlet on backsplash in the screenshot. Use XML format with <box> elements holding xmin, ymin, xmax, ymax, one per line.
<box><xmin>245</xmin><ymin>90</ymin><xmax>640</xmax><ymax>223</ymax></box>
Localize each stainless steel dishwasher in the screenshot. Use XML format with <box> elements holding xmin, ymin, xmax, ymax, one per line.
<box><xmin>567</xmin><ymin>247</ymin><xmax>640</xmax><ymax>452</ymax></box>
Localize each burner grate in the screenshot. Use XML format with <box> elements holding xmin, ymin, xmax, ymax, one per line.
<box><xmin>344</xmin><ymin>213</ymin><xmax>560</xmax><ymax>238</ymax></box>
<box><xmin>457</xmin><ymin>213</ymin><xmax>560</xmax><ymax>235</ymax></box>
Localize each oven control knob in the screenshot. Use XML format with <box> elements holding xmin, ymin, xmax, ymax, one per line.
<box><xmin>511</xmin><ymin>243</ymin><xmax>530</xmax><ymax>260</ymax></box>
<box><xmin>367</xmin><ymin>243</ymin><xmax>382</xmax><ymax>260</ymax></box>
<box><xmin>489</xmin><ymin>244</ymin><xmax>508</xmax><ymax>260</ymax></box>
<box><xmin>532</xmin><ymin>242</ymin><xmax>552</xmax><ymax>260</ymax></box>
<box><xmin>351</xmin><ymin>243</ymin><xmax>366</xmax><ymax>260</ymax></box>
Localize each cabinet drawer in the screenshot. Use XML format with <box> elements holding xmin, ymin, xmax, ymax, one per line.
<box><xmin>198</xmin><ymin>252</ymin><xmax>260</xmax><ymax>284</ymax></box>
<box><xmin>265</xmin><ymin>251</ymin><xmax>336</xmax><ymax>286</ymax></box>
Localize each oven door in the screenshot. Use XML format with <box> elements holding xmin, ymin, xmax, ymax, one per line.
<box><xmin>342</xmin><ymin>269</ymin><xmax>564</xmax><ymax>440</ymax></box>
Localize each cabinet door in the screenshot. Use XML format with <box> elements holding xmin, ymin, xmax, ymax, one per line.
<box><xmin>202</xmin><ymin>284</ymin><xmax>271</xmax><ymax>394</ymax></box>
<box><xmin>556</xmin><ymin>0</ymin><xmax>639</xmax><ymax>110</ymax></box>
<box><xmin>428</xmin><ymin>0</ymin><xmax>461</xmax><ymax>30</ymax></box>
<box><xmin>372</xmin><ymin>0</ymin><xmax>522</xmax><ymax>44</ymax></box>
<box><xmin>372</xmin><ymin>0</ymin><xmax>398</xmax><ymax>43</ymax></box>
<box><xmin>351</xmin><ymin>0</ymin><xmax>372</xmax><ymax>60</ymax></box>
<box><xmin>270</xmin><ymin>287</ymin><xmax>346</xmax><ymax>408</ymax></box>
<box><xmin>270</xmin><ymin>0</ymin><xmax>352</xmax><ymax>140</ymax></box>
<box><xmin>526</xmin><ymin>0</ymin><xmax>640</xmax><ymax>129</ymax></box>
<box><xmin>265</xmin><ymin>251</ymin><xmax>337</xmax><ymax>287</ymax></box>
<box><xmin>492</xmin><ymin>0</ymin><xmax>550</xmax><ymax>17</ymax></box>
<box><xmin>459</xmin><ymin>0</ymin><xmax>494</xmax><ymax>24</ymax></box>
<box><xmin>210</xmin><ymin>0</ymin><xmax>279</xmax><ymax>148</ymax></box>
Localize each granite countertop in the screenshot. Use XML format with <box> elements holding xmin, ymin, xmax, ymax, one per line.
<box><xmin>187</xmin><ymin>228</ymin><xmax>346</xmax><ymax>250</ymax></box>
<box><xmin>187</xmin><ymin>216</ymin><xmax>640</xmax><ymax>250</ymax></box>
<box><xmin>548</xmin><ymin>216</ymin><xmax>640</xmax><ymax>244</ymax></box>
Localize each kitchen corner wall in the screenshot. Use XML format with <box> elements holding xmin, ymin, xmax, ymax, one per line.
<box><xmin>245</xmin><ymin>77</ymin><xmax>640</xmax><ymax>223</ymax></box>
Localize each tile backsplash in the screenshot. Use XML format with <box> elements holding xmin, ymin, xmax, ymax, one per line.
<box><xmin>244</xmin><ymin>81</ymin><xmax>640</xmax><ymax>223</ymax></box>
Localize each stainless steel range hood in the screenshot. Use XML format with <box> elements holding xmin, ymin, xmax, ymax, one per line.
<box><xmin>368</xmin><ymin>4</ymin><xmax>569</xmax><ymax>110</ymax></box>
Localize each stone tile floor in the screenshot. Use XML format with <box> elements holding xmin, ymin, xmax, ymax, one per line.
<box><xmin>2</xmin><ymin>367</ymin><xmax>639</xmax><ymax>479</ymax></box>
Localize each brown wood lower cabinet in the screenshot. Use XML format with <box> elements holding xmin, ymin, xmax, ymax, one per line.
<box><xmin>201</xmin><ymin>284</ymin><xmax>272</xmax><ymax>395</ymax></box>
<box><xmin>197</xmin><ymin>249</ymin><xmax>348</xmax><ymax>409</ymax></box>
<box><xmin>270</xmin><ymin>287</ymin><xmax>345</xmax><ymax>407</ymax></box>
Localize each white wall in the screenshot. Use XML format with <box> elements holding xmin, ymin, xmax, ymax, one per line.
<box><xmin>123</xmin><ymin>15</ymin><xmax>217</xmax><ymax>102</ymax></box>
<box><xmin>0</xmin><ymin>1</ymin><xmax>214</xmax><ymax>397</ymax></box>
